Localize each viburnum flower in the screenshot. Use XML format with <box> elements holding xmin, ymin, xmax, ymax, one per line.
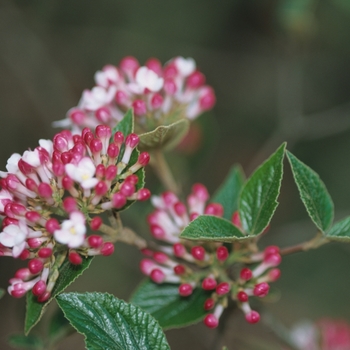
<box><xmin>0</xmin><ymin>123</ymin><xmax>150</xmax><ymax>301</ymax></box>
<box><xmin>53</xmin><ymin>56</ymin><xmax>216</xmax><ymax>134</ymax></box>
<box><xmin>139</xmin><ymin>189</ymin><xmax>282</xmax><ymax>329</ymax></box>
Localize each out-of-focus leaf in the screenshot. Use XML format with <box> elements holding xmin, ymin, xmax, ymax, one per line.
<box><xmin>212</xmin><ymin>165</ymin><xmax>245</xmax><ymax>221</ymax></box>
<box><xmin>325</xmin><ymin>216</ymin><xmax>350</xmax><ymax>241</ymax></box>
<box><xmin>111</xmin><ymin>108</ymin><xmax>134</xmax><ymax>137</ymax></box>
<box><xmin>8</xmin><ymin>334</ymin><xmax>44</xmax><ymax>349</ymax></box>
<box><xmin>130</xmin><ymin>280</ymin><xmax>207</xmax><ymax>329</ymax></box>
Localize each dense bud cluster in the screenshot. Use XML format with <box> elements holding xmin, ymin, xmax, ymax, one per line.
<box><xmin>0</xmin><ymin>124</ymin><xmax>150</xmax><ymax>301</ymax></box>
<box><xmin>140</xmin><ymin>194</ymin><xmax>282</xmax><ymax>328</ymax></box>
<box><xmin>54</xmin><ymin>56</ymin><xmax>216</xmax><ymax>134</ymax></box>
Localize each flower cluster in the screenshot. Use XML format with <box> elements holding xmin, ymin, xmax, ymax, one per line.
<box><xmin>139</xmin><ymin>186</ymin><xmax>282</xmax><ymax>328</ymax></box>
<box><xmin>0</xmin><ymin>124</ymin><xmax>150</xmax><ymax>301</ymax></box>
<box><xmin>54</xmin><ymin>56</ymin><xmax>216</xmax><ymax>134</ymax></box>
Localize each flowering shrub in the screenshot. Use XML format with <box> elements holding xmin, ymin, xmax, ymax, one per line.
<box><xmin>1</xmin><ymin>56</ymin><xmax>350</xmax><ymax>350</ymax></box>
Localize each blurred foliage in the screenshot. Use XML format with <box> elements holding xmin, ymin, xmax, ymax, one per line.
<box><xmin>2</xmin><ymin>0</ymin><xmax>350</xmax><ymax>349</ymax></box>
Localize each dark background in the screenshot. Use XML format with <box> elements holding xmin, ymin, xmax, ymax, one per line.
<box><xmin>1</xmin><ymin>0</ymin><xmax>350</xmax><ymax>349</ymax></box>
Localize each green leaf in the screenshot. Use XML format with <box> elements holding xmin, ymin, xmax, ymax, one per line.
<box><xmin>8</xmin><ymin>334</ymin><xmax>44</xmax><ymax>349</ymax></box>
<box><xmin>139</xmin><ymin>119</ymin><xmax>190</xmax><ymax>151</ymax></box>
<box><xmin>111</xmin><ymin>108</ymin><xmax>134</xmax><ymax>137</ymax></box>
<box><xmin>212</xmin><ymin>165</ymin><xmax>245</xmax><ymax>221</ymax></box>
<box><xmin>286</xmin><ymin>151</ymin><xmax>334</xmax><ymax>232</ymax></box>
<box><xmin>48</xmin><ymin>307</ymin><xmax>74</xmax><ymax>345</ymax></box>
<box><xmin>325</xmin><ymin>216</ymin><xmax>350</xmax><ymax>241</ymax></box>
<box><xmin>0</xmin><ymin>288</ymin><xmax>4</xmax><ymax>299</ymax></box>
<box><xmin>57</xmin><ymin>292</ymin><xmax>170</xmax><ymax>350</ymax></box>
<box><xmin>239</xmin><ymin>143</ymin><xmax>286</xmax><ymax>235</ymax></box>
<box><xmin>25</xmin><ymin>256</ymin><xmax>93</xmax><ymax>335</ymax></box>
<box><xmin>130</xmin><ymin>280</ymin><xmax>207</xmax><ymax>329</ymax></box>
<box><xmin>180</xmin><ymin>215</ymin><xmax>248</xmax><ymax>242</ymax></box>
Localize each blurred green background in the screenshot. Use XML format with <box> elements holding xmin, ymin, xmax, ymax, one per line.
<box><xmin>1</xmin><ymin>0</ymin><xmax>350</xmax><ymax>349</ymax></box>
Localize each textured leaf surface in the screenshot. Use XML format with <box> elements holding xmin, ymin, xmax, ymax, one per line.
<box><xmin>325</xmin><ymin>216</ymin><xmax>350</xmax><ymax>241</ymax></box>
<box><xmin>8</xmin><ymin>334</ymin><xmax>43</xmax><ymax>349</ymax></box>
<box><xmin>25</xmin><ymin>256</ymin><xmax>93</xmax><ymax>335</ymax></box>
<box><xmin>130</xmin><ymin>280</ymin><xmax>207</xmax><ymax>329</ymax></box>
<box><xmin>239</xmin><ymin>143</ymin><xmax>286</xmax><ymax>235</ymax></box>
<box><xmin>287</xmin><ymin>151</ymin><xmax>334</xmax><ymax>232</ymax></box>
<box><xmin>57</xmin><ymin>292</ymin><xmax>170</xmax><ymax>350</ymax></box>
<box><xmin>111</xmin><ymin>108</ymin><xmax>134</xmax><ymax>137</ymax></box>
<box><xmin>212</xmin><ymin>165</ymin><xmax>245</xmax><ymax>221</ymax></box>
<box><xmin>180</xmin><ymin>215</ymin><xmax>248</xmax><ymax>242</ymax></box>
<box><xmin>139</xmin><ymin>119</ymin><xmax>190</xmax><ymax>151</ymax></box>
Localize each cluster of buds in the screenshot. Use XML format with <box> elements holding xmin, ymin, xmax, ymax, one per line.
<box><xmin>139</xmin><ymin>186</ymin><xmax>282</xmax><ymax>329</ymax></box>
<box><xmin>0</xmin><ymin>124</ymin><xmax>150</xmax><ymax>301</ymax></box>
<box><xmin>54</xmin><ymin>56</ymin><xmax>216</xmax><ymax>134</ymax></box>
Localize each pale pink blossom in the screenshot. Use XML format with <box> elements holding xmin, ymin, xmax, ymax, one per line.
<box><xmin>135</xmin><ymin>66</ymin><xmax>163</xmax><ymax>92</ymax></box>
<box><xmin>54</xmin><ymin>211</ymin><xmax>86</xmax><ymax>248</ymax></box>
<box><xmin>65</xmin><ymin>157</ymin><xmax>98</xmax><ymax>189</ymax></box>
<box><xmin>0</xmin><ymin>222</ymin><xmax>27</xmax><ymax>258</ymax></box>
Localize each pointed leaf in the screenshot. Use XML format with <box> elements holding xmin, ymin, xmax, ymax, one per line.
<box><xmin>212</xmin><ymin>165</ymin><xmax>245</xmax><ymax>221</ymax></box>
<box><xmin>287</xmin><ymin>151</ymin><xmax>334</xmax><ymax>232</ymax></box>
<box><xmin>57</xmin><ymin>292</ymin><xmax>170</xmax><ymax>350</ymax></box>
<box><xmin>8</xmin><ymin>334</ymin><xmax>44</xmax><ymax>349</ymax></box>
<box><xmin>139</xmin><ymin>119</ymin><xmax>190</xmax><ymax>151</ymax></box>
<box><xmin>325</xmin><ymin>216</ymin><xmax>350</xmax><ymax>241</ymax></box>
<box><xmin>239</xmin><ymin>143</ymin><xmax>286</xmax><ymax>235</ymax></box>
<box><xmin>111</xmin><ymin>108</ymin><xmax>134</xmax><ymax>137</ymax></box>
<box><xmin>25</xmin><ymin>256</ymin><xmax>93</xmax><ymax>335</ymax></box>
<box><xmin>180</xmin><ymin>215</ymin><xmax>248</xmax><ymax>242</ymax></box>
<box><xmin>130</xmin><ymin>280</ymin><xmax>207</xmax><ymax>329</ymax></box>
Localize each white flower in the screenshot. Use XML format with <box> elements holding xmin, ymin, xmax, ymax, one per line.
<box><xmin>79</xmin><ymin>86</ymin><xmax>117</xmax><ymax>111</ymax></box>
<box><xmin>174</xmin><ymin>57</ymin><xmax>196</xmax><ymax>77</ymax></box>
<box><xmin>0</xmin><ymin>189</ymin><xmax>13</xmax><ymax>212</ymax></box>
<box><xmin>39</xmin><ymin>139</ymin><xmax>54</xmax><ymax>156</ymax></box>
<box><xmin>0</xmin><ymin>153</ymin><xmax>21</xmax><ymax>178</ymax></box>
<box><xmin>65</xmin><ymin>157</ymin><xmax>98</xmax><ymax>189</ymax></box>
<box><xmin>95</xmin><ymin>65</ymin><xmax>119</xmax><ymax>88</ymax></box>
<box><xmin>54</xmin><ymin>211</ymin><xmax>86</xmax><ymax>248</ymax></box>
<box><xmin>22</xmin><ymin>149</ymin><xmax>41</xmax><ymax>167</ymax></box>
<box><xmin>135</xmin><ymin>66</ymin><xmax>164</xmax><ymax>92</ymax></box>
<box><xmin>0</xmin><ymin>222</ymin><xmax>27</xmax><ymax>258</ymax></box>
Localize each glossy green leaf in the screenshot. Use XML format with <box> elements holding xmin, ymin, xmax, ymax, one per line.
<box><xmin>139</xmin><ymin>119</ymin><xmax>190</xmax><ymax>151</ymax></box>
<box><xmin>239</xmin><ymin>143</ymin><xmax>286</xmax><ymax>235</ymax></box>
<box><xmin>180</xmin><ymin>215</ymin><xmax>248</xmax><ymax>242</ymax></box>
<box><xmin>111</xmin><ymin>108</ymin><xmax>134</xmax><ymax>137</ymax></box>
<box><xmin>25</xmin><ymin>256</ymin><xmax>93</xmax><ymax>335</ymax></box>
<box><xmin>130</xmin><ymin>280</ymin><xmax>207</xmax><ymax>329</ymax></box>
<box><xmin>212</xmin><ymin>165</ymin><xmax>245</xmax><ymax>221</ymax></box>
<box><xmin>325</xmin><ymin>216</ymin><xmax>350</xmax><ymax>241</ymax></box>
<box><xmin>8</xmin><ymin>334</ymin><xmax>44</xmax><ymax>349</ymax></box>
<box><xmin>57</xmin><ymin>292</ymin><xmax>170</xmax><ymax>350</ymax></box>
<box><xmin>287</xmin><ymin>151</ymin><xmax>334</xmax><ymax>232</ymax></box>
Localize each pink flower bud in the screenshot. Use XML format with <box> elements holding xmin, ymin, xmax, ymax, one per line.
<box><xmin>199</xmin><ymin>87</ymin><xmax>216</xmax><ymax>110</ymax></box>
<box><xmin>88</xmin><ymin>235</ymin><xmax>103</xmax><ymax>248</ymax></box>
<box><xmin>150</xmin><ymin>224</ymin><xmax>165</xmax><ymax>239</ymax></box>
<box><xmin>150</xmin><ymin>93</ymin><xmax>163</xmax><ymax>109</ymax></box>
<box><xmin>264</xmin><ymin>245</ymin><xmax>280</xmax><ymax>257</ymax></box>
<box><xmin>173</xmin><ymin>243</ymin><xmax>186</xmax><ymax>257</ymax></box>
<box><xmin>187</xmin><ymin>70</ymin><xmax>205</xmax><ymax>89</ymax></box>
<box><xmin>25</xmin><ymin>211</ymin><xmax>41</xmax><ymax>223</ymax></box>
<box><xmin>179</xmin><ymin>283</ymin><xmax>193</xmax><ymax>297</ymax></box>
<box><xmin>204</xmin><ymin>203</ymin><xmax>224</xmax><ymax>216</ymax></box>
<box><xmin>132</xmin><ymin>100</ymin><xmax>147</xmax><ymax>116</ymax></box>
<box><xmin>63</xmin><ymin>197</ymin><xmax>78</xmax><ymax>213</ymax></box>
<box><xmin>191</xmin><ymin>246</ymin><xmax>206</xmax><ymax>260</ymax></box>
<box><xmin>240</xmin><ymin>267</ymin><xmax>253</xmax><ymax>281</ymax></box>
<box><xmin>107</xmin><ymin>144</ymin><xmax>119</xmax><ymax>159</ymax></box>
<box><xmin>95</xmin><ymin>107</ymin><xmax>111</xmax><ymax>123</ymax></box>
<box><xmin>268</xmin><ymin>268</ymin><xmax>281</xmax><ymax>281</ymax></box>
<box><xmin>38</xmin><ymin>183</ymin><xmax>53</xmax><ymax>198</ymax></box>
<box><xmin>216</xmin><ymin>282</ymin><xmax>230</xmax><ymax>295</ymax></box>
<box><xmin>69</xmin><ymin>109</ymin><xmax>86</xmax><ymax>125</ymax></box>
<box><xmin>174</xmin><ymin>265</ymin><xmax>186</xmax><ymax>275</ymax></box>
<box><xmin>174</xmin><ymin>202</ymin><xmax>186</xmax><ymax>216</ymax></box>
<box><xmin>204</xmin><ymin>298</ymin><xmax>215</xmax><ymax>311</ymax></box>
<box><xmin>202</xmin><ymin>277</ymin><xmax>217</xmax><ymax>290</ymax></box>
<box><xmin>216</xmin><ymin>246</ymin><xmax>229</xmax><ymax>262</ymax></box>
<box><xmin>38</xmin><ymin>247</ymin><xmax>53</xmax><ymax>258</ymax></box>
<box><xmin>192</xmin><ymin>183</ymin><xmax>209</xmax><ymax>201</ymax></box>
<box><xmin>120</xmin><ymin>56</ymin><xmax>139</xmax><ymax>75</ymax></box>
<box><xmin>27</xmin><ymin>238</ymin><xmax>42</xmax><ymax>249</ymax></box>
<box><xmin>204</xmin><ymin>314</ymin><xmax>219</xmax><ymax>329</ymax></box>
<box><xmin>153</xmin><ymin>252</ymin><xmax>168</xmax><ymax>264</ymax></box>
<box><xmin>95</xmin><ymin>181</ymin><xmax>108</xmax><ymax>196</ymax></box>
<box><xmin>101</xmin><ymin>242</ymin><xmax>114</xmax><ymax>256</ymax></box>
<box><xmin>138</xmin><ymin>152</ymin><xmax>150</xmax><ymax>166</ymax></box>
<box><xmin>112</xmin><ymin>193</ymin><xmax>127</xmax><ymax>209</ymax></box>
<box><xmin>115</xmin><ymin>90</ymin><xmax>128</xmax><ymax>105</ymax></box>
<box><xmin>90</xmin><ymin>139</ymin><xmax>102</xmax><ymax>154</ymax></box>
<box><xmin>32</xmin><ymin>280</ymin><xmax>46</xmax><ymax>296</ymax></box>
<box><xmin>15</xmin><ymin>268</ymin><xmax>31</xmax><ymax>280</ymax></box>
<box><xmin>263</xmin><ymin>253</ymin><xmax>281</xmax><ymax>266</ymax></box>
<box><xmin>37</xmin><ymin>291</ymin><xmax>51</xmax><ymax>303</ymax></box>
<box><xmin>46</xmin><ymin>218</ymin><xmax>60</xmax><ymax>234</ymax></box>
<box><xmin>90</xmin><ymin>216</ymin><xmax>103</xmax><ymax>230</ymax></box>
<box><xmin>120</xmin><ymin>182</ymin><xmax>135</xmax><ymax>197</ymax></box>
<box><xmin>125</xmin><ymin>133</ymin><xmax>140</xmax><ymax>148</ymax></box>
<box><xmin>253</xmin><ymin>282</ymin><xmax>270</xmax><ymax>297</ymax></box>
<box><xmin>245</xmin><ymin>310</ymin><xmax>260</xmax><ymax>324</ymax></box>
<box><xmin>237</xmin><ymin>291</ymin><xmax>248</xmax><ymax>302</ymax></box>
<box><xmin>69</xmin><ymin>251</ymin><xmax>83</xmax><ymax>265</ymax></box>
<box><xmin>137</xmin><ymin>189</ymin><xmax>151</xmax><ymax>201</ymax></box>
<box><xmin>145</xmin><ymin>57</ymin><xmax>163</xmax><ymax>76</ymax></box>
<box><xmin>105</xmin><ymin>165</ymin><xmax>117</xmax><ymax>181</ymax></box>
<box><xmin>150</xmin><ymin>268</ymin><xmax>165</xmax><ymax>284</ymax></box>
<box><xmin>28</xmin><ymin>259</ymin><xmax>44</xmax><ymax>274</ymax></box>
<box><xmin>96</xmin><ymin>164</ymin><xmax>106</xmax><ymax>178</ymax></box>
